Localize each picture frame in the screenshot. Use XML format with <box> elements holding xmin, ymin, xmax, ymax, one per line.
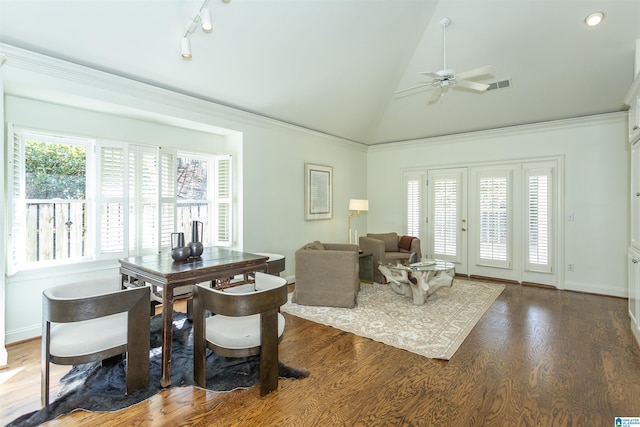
<box><xmin>304</xmin><ymin>163</ymin><xmax>333</xmax><ymax>220</ymax></box>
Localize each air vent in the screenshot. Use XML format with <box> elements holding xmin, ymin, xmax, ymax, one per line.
<box><xmin>487</xmin><ymin>79</ymin><xmax>511</xmax><ymax>91</ymax></box>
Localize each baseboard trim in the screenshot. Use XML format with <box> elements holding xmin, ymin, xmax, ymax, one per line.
<box><xmin>564</xmin><ymin>280</ymin><xmax>627</xmax><ymax>298</ymax></box>
<box><xmin>521</xmin><ymin>281</ymin><xmax>557</xmax><ymax>290</ymax></box>
<box><xmin>6</xmin><ymin>325</ymin><xmax>40</xmax><ymax>346</ymax></box>
<box><xmin>468</xmin><ymin>275</ymin><xmax>520</xmax><ymax>285</ymax></box>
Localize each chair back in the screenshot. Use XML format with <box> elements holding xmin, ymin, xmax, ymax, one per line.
<box><xmin>194</xmin><ymin>272</ymin><xmax>287</xmax><ymax>317</ymax></box>
<box><xmin>43</xmin><ymin>277</ymin><xmax>149</xmax><ymax>324</ymax></box>
<box><xmin>41</xmin><ymin>277</ymin><xmax>150</xmax><ymax>407</ymax></box>
<box><xmin>192</xmin><ymin>272</ymin><xmax>288</xmax><ymax>396</ymax></box>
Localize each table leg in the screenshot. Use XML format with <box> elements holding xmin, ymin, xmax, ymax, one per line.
<box><xmin>161</xmin><ymin>288</ymin><xmax>174</xmax><ymax>388</ymax></box>
<box><xmin>411</xmin><ymin>271</ymin><xmax>431</xmax><ymax>305</ymax></box>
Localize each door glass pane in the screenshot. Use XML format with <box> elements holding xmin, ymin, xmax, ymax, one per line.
<box><xmin>526</xmin><ymin>167</ymin><xmax>552</xmax><ymax>273</ymax></box>
<box><xmin>406</xmin><ymin>177</ymin><xmax>421</xmax><ymax>237</ymax></box>
<box><xmin>478</xmin><ymin>175</ymin><xmax>508</xmax><ymax>263</ymax></box>
<box><xmin>433</xmin><ymin>178</ymin><xmax>458</xmax><ymax>257</ymax></box>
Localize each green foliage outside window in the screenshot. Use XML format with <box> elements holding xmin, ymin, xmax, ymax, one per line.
<box><xmin>25</xmin><ymin>140</ymin><xmax>86</xmax><ymax>199</ymax></box>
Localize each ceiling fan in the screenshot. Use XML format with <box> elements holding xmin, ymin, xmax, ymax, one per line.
<box><xmin>395</xmin><ymin>17</ymin><xmax>494</xmax><ymax>104</ymax></box>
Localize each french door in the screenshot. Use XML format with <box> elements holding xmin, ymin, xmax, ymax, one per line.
<box><xmin>426</xmin><ymin>168</ymin><xmax>468</xmax><ymax>274</ymax></box>
<box><xmin>411</xmin><ymin>161</ymin><xmax>557</xmax><ymax>285</ymax></box>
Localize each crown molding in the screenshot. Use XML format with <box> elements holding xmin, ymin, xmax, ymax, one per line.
<box><xmin>0</xmin><ymin>43</ymin><xmax>363</xmax><ymax>149</ymax></box>
<box><xmin>368</xmin><ymin>112</ymin><xmax>627</xmax><ymax>152</ymax></box>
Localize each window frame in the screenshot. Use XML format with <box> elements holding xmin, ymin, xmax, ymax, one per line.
<box><xmin>7</xmin><ymin>124</ymin><xmax>232</xmax><ymax>274</ymax></box>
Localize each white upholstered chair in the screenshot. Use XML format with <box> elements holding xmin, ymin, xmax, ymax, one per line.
<box><xmin>192</xmin><ymin>272</ymin><xmax>288</xmax><ymax>396</ymax></box>
<box><xmin>41</xmin><ymin>276</ymin><xmax>150</xmax><ymax>407</ymax></box>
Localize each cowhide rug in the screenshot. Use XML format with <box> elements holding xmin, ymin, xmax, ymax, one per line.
<box><xmin>9</xmin><ymin>312</ymin><xmax>309</xmax><ymax>426</ymax></box>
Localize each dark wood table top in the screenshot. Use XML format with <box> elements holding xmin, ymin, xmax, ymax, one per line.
<box><xmin>119</xmin><ymin>247</ymin><xmax>269</xmax><ymax>286</ymax></box>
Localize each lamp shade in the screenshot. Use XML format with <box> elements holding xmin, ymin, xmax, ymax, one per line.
<box><xmin>349</xmin><ymin>199</ymin><xmax>369</xmax><ymax>211</ymax></box>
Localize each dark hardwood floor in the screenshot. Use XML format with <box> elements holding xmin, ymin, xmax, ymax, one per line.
<box><xmin>2</xmin><ymin>282</ymin><xmax>640</xmax><ymax>426</ymax></box>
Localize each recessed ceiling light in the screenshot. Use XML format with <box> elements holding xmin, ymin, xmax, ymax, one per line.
<box><xmin>585</xmin><ymin>12</ymin><xmax>604</xmax><ymax>27</ymax></box>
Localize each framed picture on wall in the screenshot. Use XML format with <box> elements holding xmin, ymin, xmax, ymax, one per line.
<box><xmin>304</xmin><ymin>163</ymin><xmax>333</xmax><ymax>220</ymax></box>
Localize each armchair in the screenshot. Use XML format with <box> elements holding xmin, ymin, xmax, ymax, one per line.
<box><xmin>294</xmin><ymin>241</ymin><xmax>360</xmax><ymax>308</ymax></box>
<box><xmin>41</xmin><ymin>276</ymin><xmax>150</xmax><ymax>407</ymax></box>
<box><xmin>192</xmin><ymin>272</ymin><xmax>288</xmax><ymax>396</ymax></box>
<box><xmin>359</xmin><ymin>232</ymin><xmax>422</xmax><ymax>283</ymax></box>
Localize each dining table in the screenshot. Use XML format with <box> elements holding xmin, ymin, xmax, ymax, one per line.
<box><xmin>119</xmin><ymin>247</ymin><xmax>269</xmax><ymax>387</ymax></box>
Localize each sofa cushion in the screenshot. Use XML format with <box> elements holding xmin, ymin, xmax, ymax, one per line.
<box><xmin>303</xmin><ymin>241</ymin><xmax>325</xmax><ymax>250</ymax></box>
<box><xmin>367</xmin><ymin>233</ymin><xmax>398</xmax><ymax>252</ymax></box>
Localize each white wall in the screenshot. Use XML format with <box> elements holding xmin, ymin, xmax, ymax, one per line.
<box><xmin>1</xmin><ymin>45</ymin><xmax>367</xmax><ymax>344</ymax></box>
<box><xmin>367</xmin><ymin>114</ymin><xmax>629</xmax><ymax>297</ymax></box>
<box><xmin>1</xmin><ymin>44</ymin><xmax>628</xmax><ymax>347</ymax></box>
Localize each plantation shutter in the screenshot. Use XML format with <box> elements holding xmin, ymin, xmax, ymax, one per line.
<box><xmin>214</xmin><ymin>155</ymin><xmax>232</xmax><ymax>246</ymax></box>
<box><xmin>405</xmin><ymin>173</ymin><xmax>422</xmax><ymax>237</ymax></box>
<box><xmin>7</xmin><ymin>124</ymin><xmax>25</xmax><ymax>275</ymax></box>
<box><xmin>129</xmin><ymin>146</ymin><xmax>160</xmax><ymax>255</ymax></box>
<box><xmin>96</xmin><ymin>142</ymin><xmax>128</xmax><ymax>258</ymax></box>
<box><xmin>526</xmin><ymin>167</ymin><xmax>553</xmax><ymax>273</ymax></box>
<box><xmin>433</xmin><ymin>177</ymin><xmax>458</xmax><ymax>258</ymax></box>
<box><xmin>477</xmin><ymin>170</ymin><xmax>510</xmax><ymax>268</ymax></box>
<box><xmin>427</xmin><ymin>169</ymin><xmax>464</xmax><ymax>263</ymax></box>
<box><xmin>159</xmin><ymin>148</ymin><xmax>177</xmax><ymax>251</ymax></box>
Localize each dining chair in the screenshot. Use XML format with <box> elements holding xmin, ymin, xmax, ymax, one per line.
<box><xmin>192</xmin><ymin>272</ymin><xmax>288</xmax><ymax>396</ymax></box>
<box><xmin>41</xmin><ymin>276</ymin><xmax>150</xmax><ymax>407</ymax></box>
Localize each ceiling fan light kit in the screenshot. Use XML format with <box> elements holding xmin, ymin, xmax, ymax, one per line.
<box><xmin>395</xmin><ymin>17</ymin><xmax>496</xmax><ymax>104</ymax></box>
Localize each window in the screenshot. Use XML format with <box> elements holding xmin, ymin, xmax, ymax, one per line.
<box><xmin>526</xmin><ymin>166</ymin><xmax>553</xmax><ymax>273</ymax></box>
<box><xmin>477</xmin><ymin>170</ymin><xmax>511</xmax><ymax>268</ymax></box>
<box><xmin>404</xmin><ymin>173</ymin><xmax>422</xmax><ymax>237</ymax></box>
<box><xmin>8</xmin><ymin>129</ymin><xmax>93</xmax><ymax>273</ymax></box>
<box><xmin>8</xmin><ymin>125</ymin><xmax>232</xmax><ymax>274</ymax></box>
<box><xmin>432</xmin><ymin>176</ymin><xmax>459</xmax><ymax>258</ymax></box>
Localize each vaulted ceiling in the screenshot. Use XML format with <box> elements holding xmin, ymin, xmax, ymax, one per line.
<box><xmin>1</xmin><ymin>0</ymin><xmax>639</xmax><ymax>145</ymax></box>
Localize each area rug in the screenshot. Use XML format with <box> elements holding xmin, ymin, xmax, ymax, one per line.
<box><xmin>8</xmin><ymin>312</ymin><xmax>309</xmax><ymax>427</ymax></box>
<box><xmin>281</xmin><ymin>278</ymin><xmax>504</xmax><ymax>360</ymax></box>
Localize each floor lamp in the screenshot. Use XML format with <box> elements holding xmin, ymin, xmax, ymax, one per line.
<box><xmin>348</xmin><ymin>199</ymin><xmax>369</xmax><ymax>244</ymax></box>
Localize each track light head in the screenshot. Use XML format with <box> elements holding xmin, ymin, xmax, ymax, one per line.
<box><xmin>181</xmin><ymin>37</ymin><xmax>192</xmax><ymax>59</ymax></box>
<box><xmin>200</xmin><ymin>8</ymin><xmax>213</xmax><ymax>32</ymax></box>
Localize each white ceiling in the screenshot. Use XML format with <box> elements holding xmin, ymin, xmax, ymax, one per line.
<box><xmin>1</xmin><ymin>0</ymin><xmax>639</xmax><ymax>145</ymax></box>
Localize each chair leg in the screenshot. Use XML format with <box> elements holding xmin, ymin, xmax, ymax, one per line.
<box><xmin>41</xmin><ymin>323</ymin><xmax>51</xmax><ymax>407</ymax></box>
<box><xmin>193</xmin><ymin>295</ymin><xmax>207</xmax><ymax>387</ymax></box>
<box><xmin>126</xmin><ymin>291</ymin><xmax>150</xmax><ymax>394</ymax></box>
<box><xmin>186</xmin><ymin>298</ymin><xmax>194</xmax><ymax>321</ymax></box>
<box><xmin>259</xmin><ymin>309</ymin><xmax>279</xmax><ymax>396</ymax></box>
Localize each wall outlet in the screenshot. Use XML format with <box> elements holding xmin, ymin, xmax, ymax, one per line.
<box><xmin>567</xmin><ymin>264</ymin><xmax>574</xmax><ymax>272</ymax></box>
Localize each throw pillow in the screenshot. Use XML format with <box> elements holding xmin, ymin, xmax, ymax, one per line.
<box><xmin>398</xmin><ymin>235</ymin><xmax>415</xmax><ymax>251</ymax></box>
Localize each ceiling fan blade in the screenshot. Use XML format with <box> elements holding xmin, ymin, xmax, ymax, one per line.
<box><xmin>428</xmin><ymin>87</ymin><xmax>442</xmax><ymax>104</ymax></box>
<box><xmin>456</xmin><ymin>65</ymin><xmax>494</xmax><ymax>80</ymax></box>
<box><xmin>394</xmin><ymin>83</ymin><xmax>431</xmax><ymax>95</ymax></box>
<box><xmin>420</xmin><ymin>71</ymin><xmax>441</xmax><ymax>79</ymax></box>
<box><xmin>455</xmin><ymin>79</ymin><xmax>490</xmax><ymax>92</ymax></box>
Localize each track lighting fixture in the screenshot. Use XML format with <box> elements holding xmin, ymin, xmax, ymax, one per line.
<box><xmin>180</xmin><ymin>0</ymin><xmax>230</xmax><ymax>59</ymax></box>
<box><xmin>200</xmin><ymin>8</ymin><xmax>213</xmax><ymax>32</ymax></box>
<box><xmin>181</xmin><ymin>37</ymin><xmax>192</xmax><ymax>59</ymax></box>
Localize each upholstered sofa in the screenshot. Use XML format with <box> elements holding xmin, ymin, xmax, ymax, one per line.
<box><xmin>294</xmin><ymin>241</ymin><xmax>360</xmax><ymax>308</ymax></box>
<box><xmin>359</xmin><ymin>232</ymin><xmax>422</xmax><ymax>284</ymax></box>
